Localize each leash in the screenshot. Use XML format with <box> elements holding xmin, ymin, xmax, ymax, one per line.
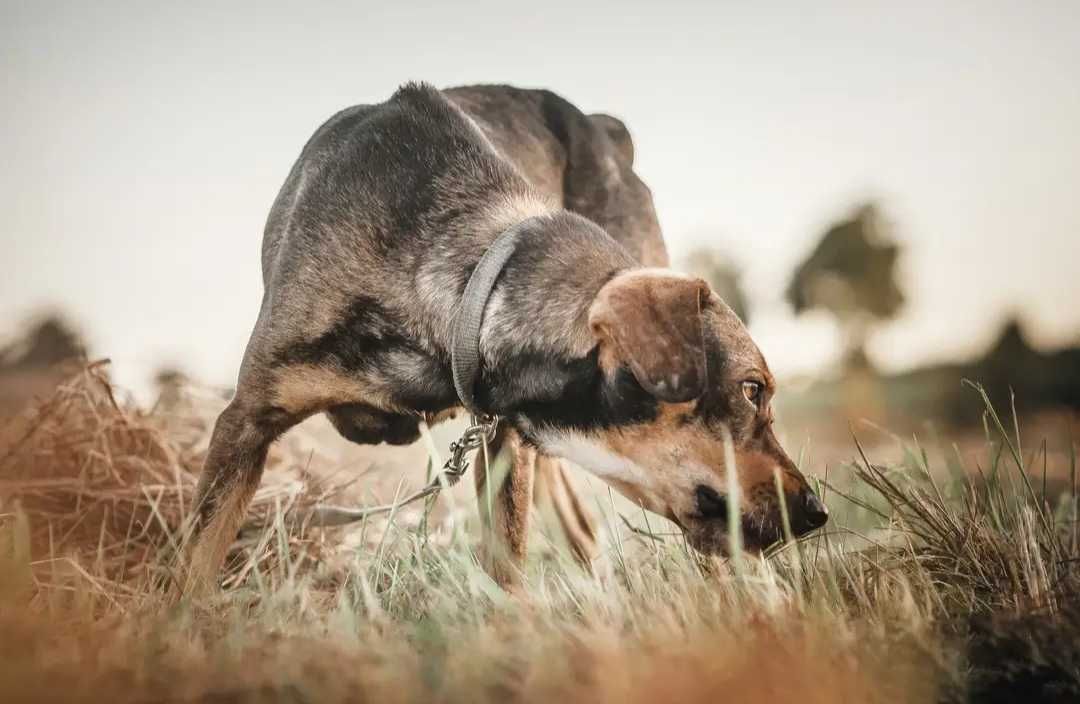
<box><xmin>299</xmin><ymin>413</ymin><xmax>498</xmax><ymax>527</ymax></box>
<box><xmin>297</xmin><ymin>218</ymin><xmax>541</xmax><ymax>528</ymax></box>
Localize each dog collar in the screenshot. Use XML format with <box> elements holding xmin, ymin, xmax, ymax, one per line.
<box><xmin>450</xmin><ymin>216</ymin><xmax>544</xmax><ymax>415</ymax></box>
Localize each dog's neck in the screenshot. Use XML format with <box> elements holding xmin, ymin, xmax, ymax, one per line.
<box><xmin>463</xmin><ymin>210</ymin><xmax>638</xmax><ymax>418</ymax></box>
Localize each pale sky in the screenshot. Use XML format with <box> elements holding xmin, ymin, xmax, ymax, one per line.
<box><xmin>3</xmin><ymin>1</ymin><xmax>1079</xmax><ymax>397</ymax></box>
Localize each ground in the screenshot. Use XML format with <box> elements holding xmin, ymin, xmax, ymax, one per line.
<box><xmin>1</xmin><ymin>363</ymin><xmax>1078</xmax><ymax>703</ymax></box>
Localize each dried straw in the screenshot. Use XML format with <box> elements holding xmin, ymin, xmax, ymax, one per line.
<box><xmin>0</xmin><ymin>361</ymin><xmax>352</xmax><ymax>594</ymax></box>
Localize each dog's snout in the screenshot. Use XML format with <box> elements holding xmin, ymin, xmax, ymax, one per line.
<box><xmin>792</xmin><ymin>490</ymin><xmax>828</xmax><ymax>535</ymax></box>
<box><xmin>695</xmin><ymin>485</ymin><xmax>728</xmax><ymax>521</ymax></box>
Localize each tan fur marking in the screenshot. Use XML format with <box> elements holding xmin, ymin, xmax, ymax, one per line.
<box><xmin>475</xmin><ymin>431</ymin><xmax>536</xmax><ymax>591</ymax></box>
<box><xmin>598</xmin><ymin>402</ymin><xmax>805</xmax><ymax>521</ymax></box>
<box><xmin>736</xmin><ymin>450</ymin><xmax>804</xmax><ymax>496</ymax></box>
<box><xmin>179</xmin><ymin>483</ymin><xmax>255</xmax><ymax>598</ymax></box>
<box><xmin>596</xmin><ymin>338</ymin><xmax>621</xmax><ymax>376</ymax></box>
<box><xmin>271</xmin><ymin>364</ymin><xmax>390</xmax><ymax>415</ymax></box>
<box><xmin>533</xmin><ymin>456</ymin><xmax>599</xmax><ymax>566</ymax></box>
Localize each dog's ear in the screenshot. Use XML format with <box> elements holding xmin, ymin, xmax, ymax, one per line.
<box><xmin>589</xmin><ymin>272</ymin><xmax>709</xmax><ymax>403</ymax></box>
<box><xmin>539</xmin><ymin>91</ymin><xmax>619</xmax><ymax>213</ymax></box>
<box><xmin>589</xmin><ymin>113</ymin><xmax>634</xmax><ymax>166</ymax></box>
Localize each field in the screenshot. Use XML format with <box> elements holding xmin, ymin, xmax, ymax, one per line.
<box><xmin>1</xmin><ymin>363</ymin><xmax>1078</xmax><ymax>703</ymax></box>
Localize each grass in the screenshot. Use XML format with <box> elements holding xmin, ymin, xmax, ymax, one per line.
<box><xmin>0</xmin><ymin>364</ymin><xmax>1078</xmax><ymax>703</ymax></box>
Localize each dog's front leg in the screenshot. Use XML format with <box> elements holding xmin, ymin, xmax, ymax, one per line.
<box><xmin>474</xmin><ymin>427</ymin><xmax>535</xmax><ymax>591</ymax></box>
<box><xmin>533</xmin><ymin>457</ymin><xmax>599</xmax><ymax>569</ymax></box>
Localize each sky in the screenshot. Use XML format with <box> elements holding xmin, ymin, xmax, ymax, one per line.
<box><xmin>2</xmin><ymin>0</ymin><xmax>1079</xmax><ymax>397</ymax></box>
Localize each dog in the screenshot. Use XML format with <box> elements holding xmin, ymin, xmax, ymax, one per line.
<box><xmin>181</xmin><ymin>82</ymin><xmax>828</xmax><ymax>594</ymax></box>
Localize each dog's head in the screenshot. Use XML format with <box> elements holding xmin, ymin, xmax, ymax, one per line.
<box><xmin>529</xmin><ymin>268</ymin><xmax>827</xmax><ymax>554</ymax></box>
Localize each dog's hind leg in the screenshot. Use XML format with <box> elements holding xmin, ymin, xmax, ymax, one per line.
<box><xmin>474</xmin><ymin>427</ymin><xmax>535</xmax><ymax>590</ymax></box>
<box><xmin>533</xmin><ymin>457</ymin><xmax>599</xmax><ymax>569</ymax></box>
<box><xmin>179</xmin><ymin>385</ymin><xmax>301</xmax><ymax>598</ymax></box>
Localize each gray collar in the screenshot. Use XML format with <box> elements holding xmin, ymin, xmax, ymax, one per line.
<box><xmin>450</xmin><ymin>216</ymin><xmax>543</xmax><ymax>415</ymax></box>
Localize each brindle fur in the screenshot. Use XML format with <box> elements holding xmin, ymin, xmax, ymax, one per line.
<box><xmin>180</xmin><ymin>82</ymin><xmax>825</xmax><ymax>596</ymax></box>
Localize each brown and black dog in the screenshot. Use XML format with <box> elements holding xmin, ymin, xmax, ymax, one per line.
<box><xmin>181</xmin><ymin>82</ymin><xmax>827</xmax><ymax>594</ymax></box>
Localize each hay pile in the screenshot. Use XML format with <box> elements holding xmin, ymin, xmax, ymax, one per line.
<box><xmin>0</xmin><ymin>361</ymin><xmax>356</xmax><ymax>596</ymax></box>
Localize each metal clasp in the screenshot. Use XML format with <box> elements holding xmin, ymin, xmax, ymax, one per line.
<box><xmin>441</xmin><ymin>413</ymin><xmax>499</xmax><ymax>483</ymax></box>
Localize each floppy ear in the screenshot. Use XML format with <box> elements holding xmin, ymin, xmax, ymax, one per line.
<box><xmin>539</xmin><ymin>91</ymin><xmax>619</xmax><ymax>213</ymax></box>
<box><xmin>589</xmin><ymin>113</ymin><xmax>634</xmax><ymax>166</ymax></box>
<box><xmin>589</xmin><ymin>272</ymin><xmax>710</xmax><ymax>402</ymax></box>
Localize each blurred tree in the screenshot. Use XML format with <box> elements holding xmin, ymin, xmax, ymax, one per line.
<box><xmin>0</xmin><ymin>314</ymin><xmax>87</xmax><ymax>417</ymax></box>
<box><xmin>681</xmin><ymin>248</ymin><xmax>751</xmax><ymax>324</ymax></box>
<box><xmin>0</xmin><ymin>315</ymin><xmax>86</xmax><ymax>370</ymax></box>
<box><xmin>786</xmin><ymin>203</ymin><xmax>905</xmax><ymax>369</ymax></box>
<box><xmin>974</xmin><ymin>317</ymin><xmax>1080</xmax><ymax>415</ymax></box>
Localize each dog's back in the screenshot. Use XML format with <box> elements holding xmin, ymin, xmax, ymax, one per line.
<box><xmin>263</xmin><ymin>83</ymin><xmax>666</xmax><ymax>296</ymax></box>
<box><xmin>263</xmin><ymin>84</ymin><xmax>532</xmax><ymax>286</ymax></box>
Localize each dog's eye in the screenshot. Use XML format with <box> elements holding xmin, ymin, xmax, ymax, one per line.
<box><xmin>741</xmin><ymin>381</ymin><xmax>763</xmax><ymax>409</ymax></box>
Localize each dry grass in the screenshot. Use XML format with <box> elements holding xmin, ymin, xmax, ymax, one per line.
<box><xmin>1</xmin><ymin>363</ymin><xmax>1078</xmax><ymax>703</ymax></box>
<box><xmin>0</xmin><ymin>362</ymin><xmax>354</xmax><ymax>596</ymax></box>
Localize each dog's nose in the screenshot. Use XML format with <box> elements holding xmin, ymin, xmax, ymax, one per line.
<box><xmin>695</xmin><ymin>484</ymin><xmax>728</xmax><ymax>521</ymax></box>
<box><xmin>799</xmin><ymin>490</ymin><xmax>829</xmax><ymax>532</ymax></box>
